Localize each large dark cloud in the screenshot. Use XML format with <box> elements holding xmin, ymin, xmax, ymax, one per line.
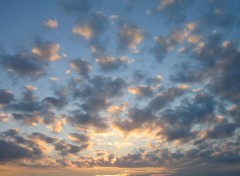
<box><xmin>0</xmin><ymin>139</ymin><xmax>41</xmax><ymax>163</ymax></box>
<box><xmin>68</xmin><ymin>75</ymin><xmax>127</xmax><ymax>130</ymax></box>
<box><xmin>0</xmin><ymin>53</ymin><xmax>45</xmax><ymax>79</ymax></box>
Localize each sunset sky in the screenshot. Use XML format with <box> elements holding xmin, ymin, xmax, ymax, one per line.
<box><xmin>0</xmin><ymin>0</ymin><xmax>240</xmax><ymax>176</ymax></box>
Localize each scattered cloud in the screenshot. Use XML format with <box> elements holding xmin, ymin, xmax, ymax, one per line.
<box><xmin>43</xmin><ymin>19</ymin><xmax>58</xmax><ymax>29</ymax></box>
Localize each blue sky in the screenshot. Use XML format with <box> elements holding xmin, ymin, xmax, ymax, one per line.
<box><xmin>0</xmin><ymin>0</ymin><xmax>240</xmax><ymax>176</ymax></box>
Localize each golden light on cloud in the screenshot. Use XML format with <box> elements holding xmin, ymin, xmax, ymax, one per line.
<box><xmin>187</xmin><ymin>35</ymin><xmax>201</xmax><ymax>44</ymax></box>
<box><xmin>72</xmin><ymin>25</ymin><xmax>93</xmax><ymax>39</ymax></box>
<box><xmin>47</xmin><ymin>118</ymin><xmax>66</xmax><ymax>133</ymax></box>
<box><xmin>128</xmin><ymin>87</ymin><xmax>142</xmax><ymax>95</ymax></box>
<box><xmin>107</xmin><ymin>103</ymin><xmax>128</xmax><ymax>113</ymax></box>
<box><xmin>0</xmin><ymin>113</ymin><xmax>9</xmax><ymax>121</ymax></box>
<box><xmin>177</xmin><ymin>84</ymin><xmax>190</xmax><ymax>89</ymax></box>
<box><xmin>43</xmin><ymin>19</ymin><xmax>58</xmax><ymax>28</ymax></box>
<box><xmin>186</xmin><ymin>22</ymin><xmax>197</xmax><ymax>31</ymax></box>
<box><xmin>32</xmin><ymin>43</ymin><xmax>63</xmax><ymax>61</ymax></box>
<box><xmin>25</xmin><ymin>84</ymin><xmax>37</xmax><ymax>91</ymax></box>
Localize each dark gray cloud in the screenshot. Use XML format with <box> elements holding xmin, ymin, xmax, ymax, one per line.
<box><xmin>0</xmin><ymin>53</ymin><xmax>45</xmax><ymax>79</ymax></box>
<box><xmin>170</xmin><ymin>63</ymin><xmax>206</xmax><ymax>83</ymax></box>
<box><xmin>0</xmin><ymin>139</ymin><xmax>42</xmax><ymax>163</ymax></box>
<box><xmin>156</xmin><ymin>0</ymin><xmax>196</xmax><ymax>23</ymax></box>
<box><xmin>68</xmin><ymin>75</ymin><xmax>127</xmax><ymax>130</ymax></box>
<box><xmin>69</xmin><ymin>58</ymin><xmax>92</xmax><ymax>77</ymax></box>
<box><xmin>149</xmin><ymin>85</ymin><xmax>188</xmax><ymax>111</ymax></box>
<box><xmin>0</xmin><ymin>89</ymin><xmax>15</xmax><ymax>105</ymax></box>
<box><xmin>68</xmin><ymin>133</ymin><xmax>89</xmax><ymax>143</ymax></box>
<box><xmin>206</xmin><ymin>122</ymin><xmax>237</xmax><ymax>139</ymax></box>
<box><xmin>114</xmin><ymin>107</ymin><xmax>155</xmax><ymax>132</ymax></box>
<box><xmin>61</xmin><ymin>0</ymin><xmax>93</xmax><ymax>15</ymax></box>
<box><xmin>54</xmin><ymin>140</ymin><xmax>88</xmax><ymax>156</ymax></box>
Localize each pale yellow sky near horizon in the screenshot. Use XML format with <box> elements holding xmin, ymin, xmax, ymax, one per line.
<box><xmin>0</xmin><ymin>166</ymin><xmax>174</xmax><ymax>176</ymax></box>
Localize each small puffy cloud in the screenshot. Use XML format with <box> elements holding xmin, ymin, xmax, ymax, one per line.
<box><xmin>68</xmin><ymin>133</ymin><xmax>89</xmax><ymax>143</ymax></box>
<box><xmin>72</xmin><ymin>25</ymin><xmax>93</xmax><ymax>39</ymax></box>
<box><xmin>96</xmin><ymin>56</ymin><xmax>132</xmax><ymax>72</ymax></box>
<box><xmin>50</xmin><ymin>76</ymin><xmax>58</xmax><ymax>81</ymax></box>
<box><xmin>69</xmin><ymin>58</ymin><xmax>92</xmax><ymax>77</ymax></box>
<box><xmin>107</xmin><ymin>103</ymin><xmax>128</xmax><ymax>113</ymax></box>
<box><xmin>0</xmin><ymin>113</ymin><xmax>9</xmax><ymax>122</ymax></box>
<box><xmin>25</xmin><ymin>85</ymin><xmax>37</xmax><ymax>91</ymax></box>
<box><xmin>187</xmin><ymin>35</ymin><xmax>202</xmax><ymax>44</ymax></box>
<box><xmin>128</xmin><ymin>85</ymin><xmax>154</xmax><ymax>97</ymax></box>
<box><xmin>186</xmin><ymin>22</ymin><xmax>197</xmax><ymax>31</ymax></box>
<box><xmin>73</xmin><ymin>12</ymin><xmax>109</xmax><ymax>41</ymax></box>
<box><xmin>47</xmin><ymin>118</ymin><xmax>66</xmax><ymax>133</ymax></box>
<box><xmin>158</xmin><ymin>0</ymin><xmax>175</xmax><ymax>10</ymax></box>
<box><xmin>32</xmin><ymin>42</ymin><xmax>64</xmax><ymax>62</ymax></box>
<box><xmin>43</xmin><ymin>19</ymin><xmax>58</xmax><ymax>28</ymax></box>
<box><xmin>177</xmin><ymin>84</ymin><xmax>190</xmax><ymax>89</ymax></box>
<box><xmin>117</xmin><ymin>24</ymin><xmax>144</xmax><ymax>51</ymax></box>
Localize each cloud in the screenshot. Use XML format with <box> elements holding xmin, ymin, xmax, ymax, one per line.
<box><xmin>69</xmin><ymin>75</ymin><xmax>127</xmax><ymax>130</ymax></box>
<box><xmin>68</xmin><ymin>133</ymin><xmax>89</xmax><ymax>143</ymax></box>
<box><xmin>156</xmin><ymin>0</ymin><xmax>195</xmax><ymax>23</ymax></box>
<box><xmin>128</xmin><ymin>85</ymin><xmax>154</xmax><ymax>97</ymax></box>
<box><xmin>32</xmin><ymin>41</ymin><xmax>64</xmax><ymax>62</ymax></box>
<box><xmin>114</xmin><ymin>107</ymin><xmax>156</xmax><ymax>133</ymax></box>
<box><xmin>43</xmin><ymin>19</ymin><xmax>58</xmax><ymax>28</ymax></box>
<box><xmin>73</xmin><ymin>12</ymin><xmax>109</xmax><ymax>40</ymax></box>
<box><xmin>61</xmin><ymin>0</ymin><xmax>93</xmax><ymax>15</ymax></box>
<box><xmin>54</xmin><ymin>140</ymin><xmax>88</xmax><ymax>156</ymax></box>
<box><xmin>25</xmin><ymin>85</ymin><xmax>37</xmax><ymax>91</ymax></box>
<box><xmin>69</xmin><ymin>58</ymin><xmax>92</xmax><ymax>77</ymax></box>
<box><xmin>151</xmin><ymin>28</ymin><xmax>189</xmax><ymax>61</ymax></box>
<box><xmin>0</xmin><ymin>113</ymin><xmax>9</xmax><ymax>121</ymax></box>
<box><xmin>117</xmin><ymin>24</ymin><xmax>144</xmax><ymax>52</ymax></box>
<box><xmin>0</xmin><ymin>52</ymin><xmax>45</xmax><ymax>79</ymax></box>
<box><xmin>0</xmin><ymin>139</ymin><xmax>42</xmax><ymax>163</ymax></box>
<box><xmin>72</xmin><ymin>25</ymin><xmax>93</xmax><ymax>39</ymax></box>
<box><xmin>206</xmin><ymin>122</ymin><xmax>237</xmax><ymax>139</ymax></box>
<box><xmin>47</xmin><ymin>118</ymin><xmax>66</xmax><ymax>133</ymax></box>
<box><xmin>0</xmin><ymin>89</ymin><xmax>14</xmax><ymax>105</ymax></box>
<box><xmin>96</xmin><ymin>56</ymin><xmax>132</xmax><ymax>72</ymax></box>
<box><xmin>149</xmin><ymin>85</ymin><xmax>189</xmax><ymax>111</ymax></box>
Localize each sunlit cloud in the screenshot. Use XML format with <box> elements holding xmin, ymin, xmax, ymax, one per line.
<box><xmin>43</xmin><ymin>19</ymin><xmax>58</xmax><ymax>29</ymax></box>
<box><xmin>72</xmin><ymin>25</ymin><xmax>93</xmax><ymax>39</ymax></box>
<box><xmin>0</xmin><ymin>0</ymin><xmax>240</xmax><ymax>175</ymax></box>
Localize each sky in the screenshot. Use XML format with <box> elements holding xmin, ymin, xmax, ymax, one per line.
<box><xmin>0</xmin><ymin>0</ymin><xmax>240</xmax><ymax>176</ymax></box>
